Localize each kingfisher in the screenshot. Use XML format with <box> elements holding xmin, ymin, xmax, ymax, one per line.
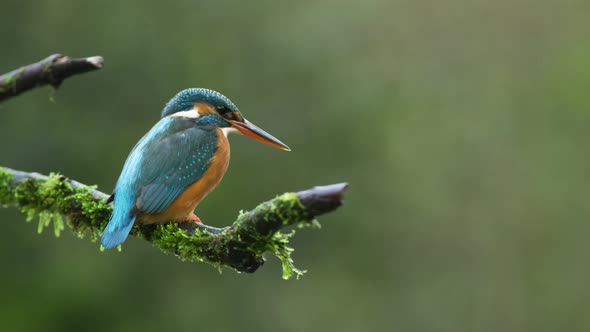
<box><xmin>100</xmin><ymin>88</ymin><xmax>290</xmax><ymax>249</ymax></box>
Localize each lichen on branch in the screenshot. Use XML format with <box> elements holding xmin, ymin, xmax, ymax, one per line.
<box><xmin>0</xmin><ymin>166</ymin><xmax>346</xmax><ymax>279</ymax></box>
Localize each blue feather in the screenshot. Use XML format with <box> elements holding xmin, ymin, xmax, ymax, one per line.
<box><xmin>161</xmin><ymin>88</ymin><xmax>241</xmax><ymax>118</ymax></box>
<box><xmin>101</xmin><ymin>214</ymin><xmax>136</xmax><ymax>249</ymax></box>
<box><xmin>101</xmin><ymin>114</ymin><xmax>224</xmax><ymax>248</ymax></box>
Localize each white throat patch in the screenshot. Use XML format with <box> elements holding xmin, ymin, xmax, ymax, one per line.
<box><xmin>171</xmin><ymin>109</ymin><xmax>201</xmax><ymax>118</ymax></box>
<box><xmin>221</xmin><ymin>127</ymin><xmax>238</xmax><ymax>137</ymax></box>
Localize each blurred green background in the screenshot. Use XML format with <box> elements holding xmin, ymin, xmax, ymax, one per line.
<box><xmin>1</xmin><ymin>0</ymin><xmax>590</xmax><ymax>331</ymax></box>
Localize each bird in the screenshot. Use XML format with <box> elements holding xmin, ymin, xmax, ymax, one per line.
<box><xmin>100</xmin><ymin>88</ymin><xmax>290</xmax><ymax>249</ymax></box>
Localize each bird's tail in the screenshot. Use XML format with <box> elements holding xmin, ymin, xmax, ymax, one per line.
<box><xmin>100</xmin><ymin>208</ymin><xmax>136</xmax><ymax>249</ymax></box>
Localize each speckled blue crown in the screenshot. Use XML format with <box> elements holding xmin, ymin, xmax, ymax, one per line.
<box><xmin>161</xmin><ymin>88</ymin><xmax>240</xmax><ymax>118</ymax></box>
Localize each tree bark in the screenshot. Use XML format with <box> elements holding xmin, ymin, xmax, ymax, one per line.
<box><xmin>0</xmin><ymin>167</ymin><xmax>346</xmax><ymax>278</ymax></box>
<box><xmin>0</xmin><ymin>54</ymin><xmax>103</xmax><ymax>102</ymax></box>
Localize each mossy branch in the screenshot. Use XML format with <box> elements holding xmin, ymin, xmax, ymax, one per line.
<box><xmin>0</xmin><ymin>166</ymin><xmax>347</xmax><ymax>279</ymax></box>
<box><xmin>0</xmin><ymin>54</ymin><xmax>104</xmax><ymax>102</ymax></box>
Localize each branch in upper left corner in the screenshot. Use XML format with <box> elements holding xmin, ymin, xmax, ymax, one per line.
<box><xmin>0</xmin><ymin>54</ymin><xmax>104</xmax><ymax>103</ymax></box>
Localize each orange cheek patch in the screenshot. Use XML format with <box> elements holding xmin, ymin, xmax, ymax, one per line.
<box><xmin>193</xmin><ymin>102</ymin><xmax>216</xmax><ymax>117</ymax></box>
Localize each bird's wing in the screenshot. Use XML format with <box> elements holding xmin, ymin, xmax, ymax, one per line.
<box><xmin>116</xmin><ymin>117</ymin><xmax>218</xmax><ymax>215</ymax></box>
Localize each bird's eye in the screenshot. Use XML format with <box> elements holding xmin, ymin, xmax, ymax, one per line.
<box><xmin>216</xmin><ymin>105</ymin><xmax>235</xmax><ymax>120</ymax></box>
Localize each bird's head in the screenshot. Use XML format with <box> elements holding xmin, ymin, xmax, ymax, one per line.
<box><xmin>162</xmin><ymin>88</ymin><xmax>290</xmax><ymax>151</ymax></box>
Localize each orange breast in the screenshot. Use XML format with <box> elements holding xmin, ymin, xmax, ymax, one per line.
<box><xmin>138</xmin><ymin>128</ymin><xmax>230</xmax><ymax>224</ymax></box>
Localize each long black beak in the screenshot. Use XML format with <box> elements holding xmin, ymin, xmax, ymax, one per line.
<box><xmin>230</xmin><ymin>119</ymin><xmax>291</xmax><ymax>151</ymax></box>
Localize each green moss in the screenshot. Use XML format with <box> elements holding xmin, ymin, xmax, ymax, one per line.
<box><xmin>229</xmin><ymin>192</ymin><xmax>312</xmax><ymax>279</ymax></box>
<box><xmin>0</xmin><ymin>169</ymin><xmax>14</xmax><ymax>206</ymax></box>
<box><xmin>132</xmin><ymin>192</ymin><xmax>313</xmax><ymax>279</ymax></box>
<box><xmin>150</xmin><ymin>224</ymin><xmax>212</xmax><ymax>257</ymax></box>
<box><xmin>4</xmin><ymin>171</ymin><xmax>111</xmax><ymax>241</ymax></box>
<box><xmin>67</xmin><ymin>187</ymin><xmax>111</xmax><ymax>241</ymax></box>
<box><xmin>271</xmin><ymin>231</ymin><xmax>307</xmax><ymax>280</ymax></box>
<box><xmin>1</xmin><ymin>168</ymin><xmax>323</xmax><ymax>279</ymax></box>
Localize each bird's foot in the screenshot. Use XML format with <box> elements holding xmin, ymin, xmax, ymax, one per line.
<box><xmin>180</xmin><ymin>213</ymin><xmax>202</xmax><ymax>224</ymax></box>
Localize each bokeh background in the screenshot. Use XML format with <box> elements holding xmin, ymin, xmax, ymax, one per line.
<box><xmin>1</xmin><ymin>0</ymin><xmax>590</xmax><ymax>331</ymax></box>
